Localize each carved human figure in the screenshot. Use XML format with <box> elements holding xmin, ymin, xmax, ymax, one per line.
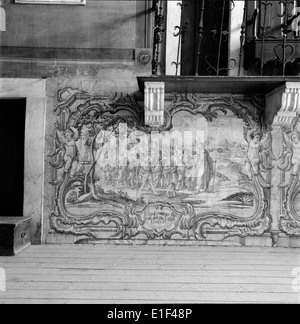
<box><xmin>279</xmin><ymin>129</ymin><xmax>300</xmax><ymax>182</ymax></box>
<box><xmin>184</xmin><ymin>145</ymin><xmax>213</xmax><ymax>194</ymax></box>
<box><xmin>246</xmin><ymin>129</ymin><xmax>262</xmax><ymax>178</ymax></box>
<box><xmin>138</xmin><ymin>155</ymin><xmax>159</xmax><ymax>197</ymax></box>
<box><xmin>245</xmin><ymin>128</ymin><xmax>272</xmax><ymax>180</ymax></box>
<box><xmin>50</xmin><ymin>122</ymin><xmax>79</xmax><ymax>177</ymax></box>
<box><xmin>290</xmin><ymin>131</ymin><xmax>300</xmax><ymax>176</ymax></box>
<box><xmin>165</xmin><ymin>155</ymin><xmax>179</xmax><ymax>198</ymax></box>
<box><xmin>176</xmin><ymin>163</ymin><xmax>187</xmax><ymax>191</ymax></box>
<box><xmin>60</xmin><ymin>128</ymin><xmax>79</xmax><ymax>176</ymax></box>
<box><xmin>95</xmin><ymin>126</ymin><xmax>117</xmax><ymax>185</ymax></box>
<box><xmin>126</xmin><ymin>148</ymin><xmax>135</xmax><ymax>189</ymax></box>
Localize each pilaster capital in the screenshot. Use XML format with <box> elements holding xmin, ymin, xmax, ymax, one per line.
<box><xmin>144</xmin><ymin>82</ymin><xmax>165</xmax><ymax>127</ymax></box>
<box><xmin>268</xmin><ymin>82</ymin><xmax>300</xmax><ymax>127</ymax></box>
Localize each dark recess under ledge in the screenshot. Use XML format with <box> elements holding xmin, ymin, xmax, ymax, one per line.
<box><xmin>137</xmin><ymin>76</ymin><xmax>300</xmax><ymax>94</ymax></box>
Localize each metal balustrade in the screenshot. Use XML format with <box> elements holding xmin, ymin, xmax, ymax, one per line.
<box><xmin>152</xmin><ymin>0</ymin><xmax>300</xmax><ymax>76</ymax></box>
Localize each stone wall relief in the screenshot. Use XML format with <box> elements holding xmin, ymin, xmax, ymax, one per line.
<box><xmin>279</xmin><ymin>124</ymin><xmax>300</xmax><ymax>236</ymax></box>
<box><xmin>48</xmin><ymin>88</ymin><xmax>273</xmax><ymax>242</ymax></box>
<box><xmin>269</xmin><ymin>83</ymin><xmax>300</xmax><ymax>237</ymax></box>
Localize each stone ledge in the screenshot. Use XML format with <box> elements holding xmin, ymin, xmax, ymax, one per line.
<box><xmin>244</xmin><ymin>235</ymin><xmax>273</xmax><ymax>247</ymax></box>
<box><xmin>277</xmin><ymin>234</ymin><xmax>300</xmax><ymax>248</ymax></box>
<box><xmin>138</xmin><ymin>76</ymin><xmax>300</xmax><ymax>94</ymax></box>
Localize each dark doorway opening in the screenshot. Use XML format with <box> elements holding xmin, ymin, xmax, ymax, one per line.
<box><xmin>0</xmin><ymin>99</ymin><xmax>26</xmax><ymax>217</ymax></box>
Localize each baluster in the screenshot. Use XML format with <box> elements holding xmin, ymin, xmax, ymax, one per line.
<box><xmin>216</xmin><ymin>0</ymin><xmax>226</xmax><ymax>76</ymax></box>
<box><xmin>174</xmin><ymin>3</ymin><xmax>183</xmax><ymax>76</ymax></box>
<box><xmin>260</xmin><ymin>1</ymin><xmax>273</xmax><ymax>76</ymax></box>
<box><xmin>152</xmin><ymin>0</ymin><xmax>165</xmax><ymax>75</ymax></box>
<box><xmin>277</xmin><ymin>1</ymin><xmax>295</xmax><ymax>76</ymax></box>
<box><xmin>238</xmin><ymin>2</ymin><xmax>247</xmax><ymax>76</ymax></box>
<box><xmin>195</xmin><ymin>0</ymin><xmax>205</xmax><ymax>76</ymax></box>
<box><xmin>205</xmin><ymin>1</ymin><xmax>236</xmax><ymax>76</ymax></box>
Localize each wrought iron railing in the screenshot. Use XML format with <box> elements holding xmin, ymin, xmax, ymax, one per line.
<box><xmin>151</xmin><ymin>0</ymin><xmax>300</xmax><ymax>76</ymax></box>
<box><xmin>152</xmin><ymin>0</ymin><xmax>166</xmax><ymax>75</ymax></box>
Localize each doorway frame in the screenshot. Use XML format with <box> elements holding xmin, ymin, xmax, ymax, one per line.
<box><xmin>0</xmin><ymin>78</ymin><xmax>46</xmax><ymax>244</ymax></box>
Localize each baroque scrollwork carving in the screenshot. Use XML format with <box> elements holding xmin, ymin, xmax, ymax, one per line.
<box><xmin>49</xmin><ymin>88</ymin><xmax>272</xmax><ymax>241</ymax></box>
<box><xmin>271</xmin><ymin>82</ymin><xmax>300</xmax><ymax>236</ymax></box>
<box><xmin>168</xmin><ymin>93</ymin><xmax>262</xmax><ymax>126</ymax></box>
<box><xmin>189</xmin><ymin>175</ymin><xmax>270</xmax><ymax>239</ymax></box>
<box><xmin>278</xmin><ymin>128</ymin><xmax>300</xmax><ymax>235</ymax></box>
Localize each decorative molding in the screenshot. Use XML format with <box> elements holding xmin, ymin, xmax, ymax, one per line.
<box><xmin>272</xmin><ymin>82</ymin><xmax>300</xmax><ymax>127</ymax></box>
<box><xmin>279</xmin><ymin>174</ymin><xmax>300</xmax><ymax>236</ymax></box>
<box><xmin>137</xmin><ymin>51</ymin><xmax>152</xmax><ymax>66</ymax></box>
<box><xmin>0</xmin><ymin>46</ymin><xmax>135</xmax><ymax>61</ymax></box>
<box><xmin>144</xmin><ymin>82</ymin><xmax>165</xmax><ymax>127</ymax></box>
<box><xmin>278</xmin><ymin>125</ymin><xmax>300</xmax><ymax>236</ymax></box>
<box><xmin>15</xmin><ymin>0</ymin><xmax>86</xmax><ymax>5</ymax></box>
<box><xmin>123</xmin><ymin>202</ymin><xmax>195</xmax><ymax>239</ymax></box>
<box><xmin>167</xmin><ymin>93</ymin><xmax>262</xmax><ymax>128</ymax></box>
<box><xmin>268</xmin><ymin>81</ymin><xmax>300</xmax><ymax>236</ymax></box>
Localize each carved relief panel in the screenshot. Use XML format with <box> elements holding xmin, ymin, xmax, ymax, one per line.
<box><xmin>270</xmin><ymin>84</ymin><xmax>300</xmax><ymax>238</ymax></box>
<box><xmin>278</xmin><ymin>125</ymin><xmax>300</xmax><ymax>236</ymax></box>
<box><xmin>47</xmin><ymin>88</ymin><xmax>273</xmax><ymax>242</ymax></box>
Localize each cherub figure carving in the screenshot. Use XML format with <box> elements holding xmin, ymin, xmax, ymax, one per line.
<box><xmin>279</xmin><ymin>129</ymin><xmax>300</xmax><ymax>182</ymax></box>
<box><xmin>291</xmin><ymin>132</ymin><xmax>300</xmax><ymax>176</ymax></box>
<box><xmin>243</xmin><ymin>128</ymin><xmax>272</xmax><ymax>187</ymax></box>
<box><xmin>49</xmin><ymin>122</ymin><xmax>80</xmax><ymax>180</ymax></box>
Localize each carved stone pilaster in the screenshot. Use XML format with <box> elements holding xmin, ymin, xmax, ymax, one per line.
<box><xmin>267</xmin><ymin>81</ymin><xmax>300</xmax><ymax>237</ymax></box>
<box><xmin>144</xmin><ymin>82</ymin><xmax>165</xmax><ymax>127</ymax></box>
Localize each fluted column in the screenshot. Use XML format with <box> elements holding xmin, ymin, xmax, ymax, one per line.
<box><xmin>144</xmin><ymin>82</ymin><xmax>165</xmax><ymax>127</ymax></box>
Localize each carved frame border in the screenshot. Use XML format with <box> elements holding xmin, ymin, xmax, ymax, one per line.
<box><xmin>271</xmin><ymin>82</ymin><xmax>300</xmax><ymax>236</ymax></box>
<box><xmin>48</xmin><ymin>88</ymin><xmax>272</xmax><ymax>241</ymax></box>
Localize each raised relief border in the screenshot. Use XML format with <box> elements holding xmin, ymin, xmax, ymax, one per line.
<box><xmin>48</xmin><ymin>87</ymin><xmax>272</xmax><ymax>242</ymax></box>
<box><xmin>272</xmin><ymin>82</ymin><xmax>300</xmax><ymax>236</ymax></box>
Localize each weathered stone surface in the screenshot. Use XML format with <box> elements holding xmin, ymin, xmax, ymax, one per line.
<box><xmin>244</xmin><ymin>235</ymin><xmax>273</xmax><ymax>247</ymax></box>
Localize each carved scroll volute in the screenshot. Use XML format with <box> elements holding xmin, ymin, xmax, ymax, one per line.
<box><xmin>144</xmin><ymin>82</ymin><xmax>165</xmax><ymax>127</ymax></box>
<box><xmin>267</xmin><ymin>82</ymin><xmax>300</xmax><ymax>159</ymax></box>
<box><xmin>271</xmin><ymin>82</ymin><xmax>300</xmax><ymax>128</ymax></box>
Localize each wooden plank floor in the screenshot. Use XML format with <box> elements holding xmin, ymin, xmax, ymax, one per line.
<box><xmin>0</xmin><ymin>245</ymin><xmax>300</xmax><ymax>304</ymax></box>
